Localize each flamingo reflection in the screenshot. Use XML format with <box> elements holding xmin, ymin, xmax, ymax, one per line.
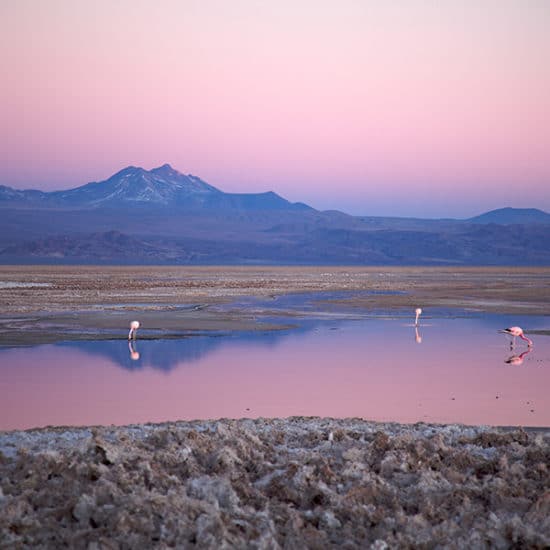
<box><xmin>128</xmin><ymin>340</ymin><xmax>140</xmax><ymax>361</ymax></box>
<box><xmin>505</xmin><ymin>348</ymin><xmax>531</xmax><ymax>366</ymax></box>
<box><xmin>415</xmin><ymin>326</ymin><xmax>422</xmax><ymax>344</ymax></box>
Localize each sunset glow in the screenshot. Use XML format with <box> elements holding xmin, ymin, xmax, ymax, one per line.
<box><xmin>1</xmin><ymin>1</ymin><xmax>549</xmax><ymax>216</ymax></box>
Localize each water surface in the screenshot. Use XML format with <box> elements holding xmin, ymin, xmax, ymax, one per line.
<box><xmin>1</xmin><ymin>313</ymin><xmax>549</xmax><ymax>430</ymax></box>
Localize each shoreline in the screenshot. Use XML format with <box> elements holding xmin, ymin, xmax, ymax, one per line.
<box><xmin>2</xmin><ymin>415</ymin><xmax>549</xmax><ymax>443</ymax></box>
<box><xmin>1</xmin><ymin>417</ymin><xmax>548</xmax><ymax>547</ymax></box>
<box><xmin>1</xmin><ymin>265</ymin><xmax>550</xmax><ymax>347</ymax></box>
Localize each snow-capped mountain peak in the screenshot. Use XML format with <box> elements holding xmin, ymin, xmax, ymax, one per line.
<box><xmin>48</xmin><ymin>164</ymin><xmax>222</xmax><ymax>206</ymax></box>
<box><xmin>0</xmin><ymin>164</ymin><xmax>312</xmax><ymax>212</ymax></box>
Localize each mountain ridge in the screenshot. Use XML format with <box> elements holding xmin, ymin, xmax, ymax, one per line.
<box><xmin>1</xmin><ymin>165</ymin><xmax>549</xmax><ymax>265</ymax></box>
<box><xmin>466</xmin><ymin>207</ymin><xmax>550</xmax><ymax>225</ymax></box>
<box><xmin>2</xmin><ymin>167</ymin><xmax>548</xmax><ymax>222</ymax></box>
<box><xmin>0</xmin><ymin>164</ymin><xmax>310</xmax><ymax>212</ymax></box>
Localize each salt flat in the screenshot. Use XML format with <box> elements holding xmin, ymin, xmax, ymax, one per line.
<box><xmin>1</xmin><ymin>266</ymin><xmax>550</xmax><ymax>345</ymax></box>
<box><xmin>1</xmin><ymin>418</ymin><xmax>549</xmax><ymax>548</ymax></box>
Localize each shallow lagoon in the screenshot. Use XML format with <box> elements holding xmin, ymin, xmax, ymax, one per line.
<box><xmin>1</xmin><ymin>309</ymin><xmax>548</xmax><ymax>430</ymax></box>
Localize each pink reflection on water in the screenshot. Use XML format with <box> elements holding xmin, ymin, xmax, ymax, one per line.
<box><xmin>1</xmin><ymin>320</ymin><xmax>549</xmax><ymax>431</ymax></box>
<box><xmin>504</xmin><ymin>348</ymin><xmax>532</xmax><ymax>366</ymax></box>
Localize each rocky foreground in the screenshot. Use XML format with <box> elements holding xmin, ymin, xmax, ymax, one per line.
<box><xmin>1</xmin><ymin>418</ymin><xmax>549</xmax><ymax>549</ymax></box>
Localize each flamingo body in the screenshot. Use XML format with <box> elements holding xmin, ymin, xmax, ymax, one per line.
<box><xmin>499</xmin><ymin>326</ymin><xmax>532</xmax><ymax>347</ymax></box>
<box><xmin>414</xmin><ymin>308</ymin><xmax>422</xmax><ymax>326</ymax></box>
<box><xmin>128</xmin><ymin>320</ymin><xmax>140</xmax><ymax>340</ymax></box>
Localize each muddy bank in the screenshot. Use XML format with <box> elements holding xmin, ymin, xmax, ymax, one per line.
<box><xmin>1</xmin><ymin>266</ymin><xmax>550</xmax><ymax>346</ymax></box>
<box><xmin>0</xmin><ymin>308</ymin><xmax>294</xmax><ymax>347</ymax></box>
<box><xmin>1</xmin><ymin>418</ymin><xmax>548</xmax><ymax>548</ymax></box>
<box><xmin>2</xmin><ymin>266</ymin><xmax>550</xmax><ymax>315</ymax></box>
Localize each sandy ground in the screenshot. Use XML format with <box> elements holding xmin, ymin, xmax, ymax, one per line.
<box><xmin>1</xmin><ymin>266</ymin><xmax>550</xmax><ymax>346</ymax></box>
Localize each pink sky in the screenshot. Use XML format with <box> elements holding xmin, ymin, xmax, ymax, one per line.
<box><xmin>1</xmin><ymin>1</ymin><xmax>549</xmax><ymax>217</ymax></box>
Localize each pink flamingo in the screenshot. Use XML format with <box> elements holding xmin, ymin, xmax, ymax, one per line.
<box><xmin>498</xmin><ymin>326</ymin><xmax>533</xmax><ymax>348</ymax></box>
<box><xmin>128</xmin><ymin>320</ymin><xmax>140</xmax><ymax>340</ymax></box>
<box><xmin>415</xmin><ymin>307</ymin><xmax>422</xmax><ymax>326</ymax></box>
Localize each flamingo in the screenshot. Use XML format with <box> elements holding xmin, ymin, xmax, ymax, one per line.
<box><xmin>415</xmin><ymin>308</ymin><xmax>422</xmax><ymax>326</ymax></box>
<box><xmin>498</xmin><ymin>326</ymin><xmax>533</xmax><ymax>348</ymax></box>
<box><xmin>128</xmin><ymin>320</ymin><xmax>140</xmax><ymax>340</ymax></box>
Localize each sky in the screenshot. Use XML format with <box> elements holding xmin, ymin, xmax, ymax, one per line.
<box><xmin>1</xmin><ymin>0</ymin><xmax>549</xmax><ymax>217</ymax></box>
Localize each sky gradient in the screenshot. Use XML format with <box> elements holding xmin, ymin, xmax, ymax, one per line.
<box><xmin>1</xmin><ymin>0</ymin><xmax>549</xmax><ymax>217</ymax></box>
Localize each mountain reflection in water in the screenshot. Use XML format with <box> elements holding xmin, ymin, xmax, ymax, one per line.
<box><xmin>57</xmin><ymin>325</ymin><xmax>305</xmax><ymax>372</ymax></box>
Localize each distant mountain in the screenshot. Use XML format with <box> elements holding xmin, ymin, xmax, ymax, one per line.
<box><xmin>0</xmin><ymin>230</ymin><xmax>171</xmax><ymax>263</ymax></box>
<box><xmin>1</xmin><ymin>165</ymin><xmax>550</xmax><ymax>265</ymax></box>
<box><xmin>0</xmin><ymin>164</ymin><xmax>311</xmax><ymax>212</ymax></box>
<box><xmin>467</xmin><ymin>207</ymin><xmax>550</xmax><ymax>225</ymax></box>
<box><xmin>49</xmin><ymin>164</ymin><xmax>220</xmax><ymax>207</ymax></box>
<box><xmin>0</xmin><ymin>184</ymin><xmax>48</xmax><ymax>204</ymax></box>
<box><xmin>3</xmin><ymin>223</ymin><xmax>550</xmax><ymax>265</ymax></box>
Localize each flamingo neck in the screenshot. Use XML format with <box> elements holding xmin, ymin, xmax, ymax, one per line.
<box><xmin>520</xmin><ymin>333</ymin><xmax>533</xmax><ymax>346</ymax></box>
